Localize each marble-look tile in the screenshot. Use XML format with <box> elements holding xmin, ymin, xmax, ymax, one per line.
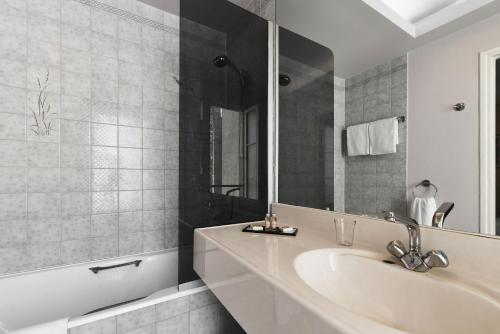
<box><xmin>189</xmin><ymin>303</ymin><xmax>220</xmax><ymax>334</ymax></box>
<box><xmin>0</xmin><ymin>113</ymin><xmax>25</xmax><ymax>140</ymax></box>
<box><xmin>61</xmin><ymin>144</ymin><xmax>90</xmax><ymax>168</ymax></box>
<box><xmin>61</xmin><ymin>215</ymin><xmax>90</xmax><ymax>240</ymax></box>
<box><xmin>92</xmin><ymin>31</ymin><xmax>118</xmax><ymax>59</ymax></box>
<box><xmin>119</xmin><ymin>148</ymin><xmax>142</xmax><ymax>169</ymax></box>
<box><xmin>119</xmin><ymin>169</ymin><xmax>142</xmax><ymax>191</ymax></box>
<box><xmin>119</xmin><ymin>84</ymin><xmax>142</xmax><ymax>107</ymax></box>
<box><xmin>28</xmin><ymin>217</ymin><xmax>60</xmax><ymax>243</ymax></box>
<box><xmin>61</xmin><ymin>239</ymin><xmax>91</xmax><ymax>264</ymax></box>
<box><xmin>61</xmin><ymin>48</ymin><xmax>91</xmax><ymax>75</ymax></box>
<box><xmin>143</xmin><ymin>190</ymin><xmax>164</xmax><ymax>211</ymax></box>
<box><xmin>28</xmin><ymin>15</ymin><xmax>60</xmax><ymax>45</ymax></box>
<box><xmin>121</xmin><ymin>324</ymin><xmax>155</xmax><ymax>334</ymax></box>
<box><xmin>0</xmin><ymin>85</ymin><xmax>26</xmax><ymax>114</ymax></box>
<box><xmin>0</xmin><ymin>193</ymin><xmax>26</xmax><ymax>220</ymax></box>
<box><xmin>118</xmin><ymin>19</ymin><xmax>141</xmax><ymax>44</ymax></box>
<box><xmin>118</xmin><ymin>211</ymin><xmax>142</xmax><ymax>234</ymax></box>
<box><xmin>143</xmin><ymin>170</ymin><xmax>164</xmax><ymax>190</ymax></box>
<box><xmin>156</xmin><ymin>313</ymin><xmax>188</xmax><ymax>334</ymax></box>
<box><xmin>28</xmin><ymin>241</ymin><xmax>61</xmax><ymax>269</ymax></box>
<box><xmin>119</xmin><ymin>62</ymin><xmax>142</xmax><ymax>86</ymax></box>
<box><xmin>27</xmin><ymin>192</ymin><xmax>60</xmax><ymax>219</ymax></box>
<box><xmin>91</xmin><ymin>213</ymin><xmax>118</xmax><ymax>237</ymax></box>
<box><xmin>27</xmin><ymin>167</ymin><xmax>59</xmax><ymax>193</ymax></box>
<box><xmin>61</xmin><ymin>95</ymin><xmax>91</xmax><ymax>121</ymax></box>
<box><xmin>119</xmin><ymin>190</ymin><xmax>142</xmax><ymax>212</ymax></box>
<box><xmin>92</xmin><ymin>191</ymin><xmax>118</xmax><ymax>214</ymax></box>
<box><xmin>91</xmin><ymin>235</ymin><xmax>118</xmax><ymax>260</ymax></box>
<box><xmin>61</xmin><ymin>120</ymin><xmax>90</xmax><ymax>145</ymax></box>
<box><xmin>119</xmin><ymin>104</ymin><xmax>142</xmax><ymax>127</ymax></box>
<box><xmin>142</xmin><ymin>210</ymin><xmax>164</xmax><ymax>231</ymax></box>
<box><xmin>62</xmin><ymin>24</ymin><xmax>91</xmax><ymax>51</ymax></box>
<box><xmin>143</xmin><ymin>149</ymin><xmax>165</xmax><ymax>170</ymax></box>
<box><xmin>92</xmin><ymin>123</ymin><xmax>118</xmax><ymax>147</ymax></box>
<box><xmin>0</xmin><ymin>167</ymin><xmax>26</xmax><ymax>193</ymax></box>
<box><xmin>61</xmin><ymin>192</ymin><xmax>91</xmax><ymax>217</ymax></box>
<box><xmin>62</xmin><ymin>0</ymin><xmax>90</xmax><ymax>28</ymax></box>
<box><xmin>70</xmin><ymin>317</ymin><xmax>117</xmax><ymax>334</ymax></box>
<box><xmin>118</xmin><ymin>40</ymin><xmax>142</xmax><ymax>65</ymax></box>
<box><xmin>156</xmin><ymin>296</ymin><xmax>189</xmax><ymax>321</ymax></box>
<box><xmin>92</xmin><ymin>146</ymin><xmax>118</xmax><ymax>169</ymax></box>
<box><xmin>92</xmin><ymin>101</ymin><xmax>118</xmax><ymax>125</ymax></box>
<box><xmin>142</xmin><ymin>230</ymin><xmax>163</xmax><ymax>252</ymax></box>
<box><xmin>189</xmin><ymin>290</ymin><xmax>219</xmax><ymax>310</ymax></box>
<box><xmin>119</xmin><ymin>126</ymin><xmax>142</xmax><ymax>148</ymax></box>
<box><xmin>0</xmin><ymin>219</ymin><xmax>28</xmax><ymax>247</ymax></box>
<box><xmin>143</xmin><ymin>108</ymin><xmax>166</xmax><ymax>130</ymax></box>
<box><xmin>61</xmin><ymin>71</ymin><xmax>91</xmax><ymax>99</ymax></box>
<box><xmin>92</xmin><ymin>169</ymin><xmax>118</xmax><ymax>191</ymax></box>
<box><xmin>27</xmin><ymin>0</ymin><xmax>60</xmax><ymax>20</ymax></box>
<box><xmin>143</xmin><ymin>129</ymin><xmax>164</xmax><ymax>149</ymax></box>
<box><xmin>92</xmin><ymin>9</ymin><xmax>118</xmax><ymax>38</ymax></box>
<box><xmin>0</xmin><ymin>59</ymin><xmax>27</xmax><ymax>88</ymax></box>
<box><xmin>0</xmin><ymin>31</ymin><xmax>27</xmax><ymax>62</ymax></box>
<box><xmin>118</xmin><ymin>232</ymin><xmax>143</xmax><ymax>256</ymax></box>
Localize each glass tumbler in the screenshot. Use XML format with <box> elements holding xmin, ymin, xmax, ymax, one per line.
<box><xmin>335</xmin><ymin>218</ymin><xmax>356</xmax><ymax>246</ymax></box>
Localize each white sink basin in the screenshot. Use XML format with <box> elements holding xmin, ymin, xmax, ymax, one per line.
<box><xmin>294</xmin><ymin>248</ymin><xmax>500</xmax><ymax>334</ymax></box>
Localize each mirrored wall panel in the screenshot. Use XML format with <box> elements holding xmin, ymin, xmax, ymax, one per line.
<box><xmin>276</xmin><ymin>0</ymin><xmax>500</xmax><ymax>237</ymax></box>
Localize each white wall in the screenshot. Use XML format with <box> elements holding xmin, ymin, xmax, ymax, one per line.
<box><xmin>408</xmin><ymin>13</ymin><xmax>500</xmax><ymax>233</ymax></box>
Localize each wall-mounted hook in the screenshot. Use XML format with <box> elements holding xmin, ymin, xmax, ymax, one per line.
<box><xmin>453</xmin><ymin>103</ymin><xmax>466</xmax><ymax>111</ymax></box>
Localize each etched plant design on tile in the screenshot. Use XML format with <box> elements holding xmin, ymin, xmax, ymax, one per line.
<box><xmin>30</xmin><ymin>71</ymin><xmax>55</xmax><ymax>136</ymax></box>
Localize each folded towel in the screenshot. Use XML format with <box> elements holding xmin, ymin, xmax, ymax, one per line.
<box><xmin>347</xmin><ymin>123</ymin><xmax>370</xmax><ymax>156</ymax></box>
<box><xmin>369</xmin><ymin>117</ymin><xmax>399</xmax><ymax>155</ymax></box>
<box><xmin>410</xmin><ymin>197</ymin><xmax>437</xmax><ymax>227</ymax></box>
<box><xmin>12</xmin><ymin>318</ymin><xmax>68</xmax><ymax>334</ymax></box>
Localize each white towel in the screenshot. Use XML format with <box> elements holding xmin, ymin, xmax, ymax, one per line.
<box><xmin>12</xmin><ymin>318</ymin><xmax>68</xmax><ymax>334</ymax></box>
<box><xmin>347</xmin><ymin>123</ymin><xmax>370</xmax><ymax>156</ymax></box>
<box><xmin>410</xmin><ymin>197</ymin><xmax>437</xmax><ymax>227</ymax></box>
<box><xmin>368</xmin><ymin>118</ymin><xmax>399</xmax><ymax>155</ymax></box>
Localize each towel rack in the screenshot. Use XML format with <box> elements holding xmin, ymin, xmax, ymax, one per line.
<box><xmin>412</xmin><ymin>180</ymin><xmax>438</xmax><ymax>197</ymax></box>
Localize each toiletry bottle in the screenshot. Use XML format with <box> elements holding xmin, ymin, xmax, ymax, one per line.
<box><xmin>265</xmin><ymin>214</ymin><xmax>271</xmax><ymax>229</ymax></box>
<box><xmin>271</xmin><ymin>213</ymin><xmax>277</xmax><ymax>230</ymax></box>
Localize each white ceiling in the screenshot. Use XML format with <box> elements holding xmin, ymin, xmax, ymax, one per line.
<box><xmin>379</xmin><ymin>0</ymin><xmax>457</xmax><ymax>23</ymax></box>
<box><xmin>276</xmin><ymin>0</ymin><xmax>500</xmax><ymax>78</ymax></box>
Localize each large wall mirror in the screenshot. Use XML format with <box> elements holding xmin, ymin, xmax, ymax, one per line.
<box><xmin>275</xmin><ymin>0</ymin><xmax>500</xmax><ymax>237</ymax></box>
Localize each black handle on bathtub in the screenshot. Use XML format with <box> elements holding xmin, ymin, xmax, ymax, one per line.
<box><xmin>89</xmin><ymin>260</ymin><xmax>142</xmax><ymax>274</ymax></box>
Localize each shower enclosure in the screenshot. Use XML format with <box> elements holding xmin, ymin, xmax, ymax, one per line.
<box><xmin>179</xmin><ymin>0</ymin><xmax>270</xmax><ymax>284</ymax></box>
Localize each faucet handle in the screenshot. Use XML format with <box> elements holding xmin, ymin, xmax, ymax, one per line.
<box><xmin>423</xmin><ymin>250</ymin><xmax>449</xmax><ymax>268</ymax></box>
<box><xmin>387</xmin><ymin>240</ymin><xmax>407</xmax><ymax>259</ymax></box>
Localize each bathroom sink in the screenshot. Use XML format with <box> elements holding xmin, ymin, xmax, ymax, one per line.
<box><xmin>294</xmin><ymin>248</ymin><xmax>500</xmax><ymax>334</ymax></box>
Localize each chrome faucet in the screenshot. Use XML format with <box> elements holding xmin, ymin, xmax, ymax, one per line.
<box><xmin>432</xmin><ymin>202</ymin><xmax>455</xmax><ymax>228</ymax></box>
<box><xmin>383</xmin><ymin>211</ymin><xmax>449</xmax><ymax>272</ymax></box>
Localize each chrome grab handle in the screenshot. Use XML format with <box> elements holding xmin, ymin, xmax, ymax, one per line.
<box><xmin>89</xmin><ymin>260</ymin><xmax>142</xmax><ymax>274</ymax></box>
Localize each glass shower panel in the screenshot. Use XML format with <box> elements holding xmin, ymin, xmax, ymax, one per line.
<box><xmin>278</xmin><ymin>27</ymin><xmax>335</xmax><ymax>210</ymax></box>
<box><xmin>179</xmin><ymin>0</ymin><xmax>269</xmax><ymax>284</ymax></box>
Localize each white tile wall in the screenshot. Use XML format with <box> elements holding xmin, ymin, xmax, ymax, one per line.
<box><xmin>0</xmin><ymin>0</ymin><xmax>180</xmax><ymax>275</ymax></box>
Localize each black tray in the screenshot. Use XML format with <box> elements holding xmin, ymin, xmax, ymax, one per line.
<box><xmin>242</xmin><ymin>225</ymin><xmax>298</xmax><ymax>236</ymax></box>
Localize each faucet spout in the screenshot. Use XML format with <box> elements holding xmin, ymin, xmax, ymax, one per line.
<box><xmin>383</xmin><ymin>212</ymin><xmax>420</xmax><ymax>253</ymax></box>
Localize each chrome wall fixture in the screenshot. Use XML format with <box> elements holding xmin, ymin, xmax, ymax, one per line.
<box><xmin>453</xmin><ymin>103</ymin><xmax>466</xmax><ymax>111</ymax></box>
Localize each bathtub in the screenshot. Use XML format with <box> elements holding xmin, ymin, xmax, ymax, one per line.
<box><xmin>0</xmin><ymin>249</ymin><xmax>178</xmax><ymax>333</ymax></box>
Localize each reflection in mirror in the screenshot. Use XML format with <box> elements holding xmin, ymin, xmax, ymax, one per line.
<box><xmin>278</xmin><ymin>27</ymin><xmax>334</xmax><ymax>210</ymax></box>
<box><xmin>276</xmin><ymin>0</ymin><xmax>500</xmax><ymax>236</ymax></box>
<box><xmin>210</xmin><ymin>106</ymin><xmax>259</xmax><ymax>199</ymax></box>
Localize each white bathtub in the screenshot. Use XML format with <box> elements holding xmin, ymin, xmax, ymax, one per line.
<box><xmin>0</xmin><ymin>249</ymin><xmax>178</xmax><ymax>333</ymax></box>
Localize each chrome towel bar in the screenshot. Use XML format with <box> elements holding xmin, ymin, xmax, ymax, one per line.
<box><xmin>89</xmin><ymin>260</ymin><xmax>142</xmax><ymax>274</ymax></box>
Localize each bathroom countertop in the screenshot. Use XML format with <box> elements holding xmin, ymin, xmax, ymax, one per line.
<box><xmin>194</xmin><ymin>221</ymin><xmax>411</xmax><ymax>334</ymax></box>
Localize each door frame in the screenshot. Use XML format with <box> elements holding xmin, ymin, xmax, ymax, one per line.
<box><xmin>479</xmin><ymin>47</ymin><xmax>500</xmax><ymax>234</ymax></box>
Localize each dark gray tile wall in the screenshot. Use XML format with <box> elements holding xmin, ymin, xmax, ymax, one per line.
<box><xmin>68</xmin><ymin>289</ymin><xmax>245</xmax><ymax>334</ymax></box>
<box><xmin>0</xmin><ymin>0</ymin><xmax>180</xmax><ymax>275</ymax></box>
<box><xmin>344</xmin><ymin>56</ymin><xmax>407</xmax><ymax>216</ymax></box>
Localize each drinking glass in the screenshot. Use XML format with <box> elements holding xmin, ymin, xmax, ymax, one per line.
<box><xmin>335</xmin><ymin>218</ymin><xmax>356</xmax><ymax>246</ymax></box>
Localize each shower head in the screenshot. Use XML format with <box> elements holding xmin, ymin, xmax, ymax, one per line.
<box><xmin>279</xmin><ymin>74</ymin><xmax>291</xmax><ymax>86</ymax></box>
<box><xmin>213</xmin><ymin>55</ymin><xmax>229</xmax><ymax>68</ymax></box>
<box><xmin>213</xmin><ymin>55</ymin><xmax>249</xmax><ymax>88</ymax></box>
